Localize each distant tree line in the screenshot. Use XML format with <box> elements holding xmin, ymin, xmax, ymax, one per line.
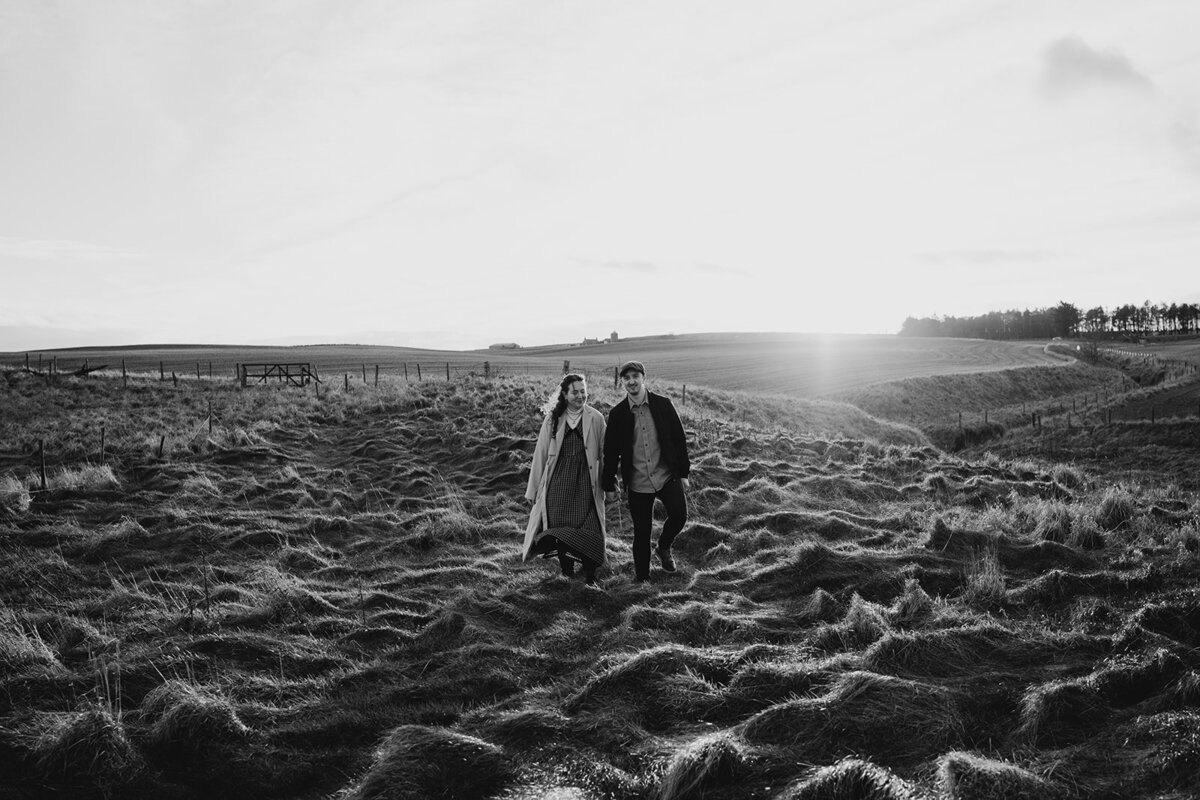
<box><xmin>900</xmin><ymin>300</ymin><xmax>1200</xmax><ymax>340</ymax></box>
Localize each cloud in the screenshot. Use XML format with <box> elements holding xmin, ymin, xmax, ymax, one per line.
<box><xmin>1171</xmin><ymin>113</ymin><xmax>1200</xmax><ymax>174</ymax></box>
<box><xmin>595</xmin><ymin>260</ymin><xmax>662</xmax><ymax>274</ymax></box>
<box><xmin>916</xmin><ymin>249</ymin><xmax>1056</xmax><ymax>266</ymax></box>
<box><xmin>1039</xmin><ymin>36</ymin><xmax>1152</xmax><ymax>100</ymax></box>
<box><xmin>0</xmin><ymin>237</ymin><xmax>143</xmax><ymax>262</ymax></box>
<box><xmin>577</xmin><ymin>259</ymin><xmax>748</xmax><ymax>277</ymax></box>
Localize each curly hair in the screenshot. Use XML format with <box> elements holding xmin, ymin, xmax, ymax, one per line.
<box><xmin>549</xmin><ymin>373</ymin><xmax>587</xmax><ymax>436</ymax></box>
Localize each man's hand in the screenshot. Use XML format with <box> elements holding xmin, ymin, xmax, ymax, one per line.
<box><xmin>680</xmin><ymin>477</ymin><xmax>690</xmax><ymax>492</ymax></box>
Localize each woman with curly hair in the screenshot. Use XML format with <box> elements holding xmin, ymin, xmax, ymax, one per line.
<box><xmin>522</xmin><ymin>373</ymin><xmax>607</xmax><ymax>586</ymax></box>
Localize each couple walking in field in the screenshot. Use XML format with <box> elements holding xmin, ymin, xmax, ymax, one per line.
<box><xmin>521</xmin><ymin>361</ymin><xmax>690</xmax><ymax>588</ymax></box>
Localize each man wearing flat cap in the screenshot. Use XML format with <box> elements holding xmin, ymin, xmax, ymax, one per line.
<box><xmin>602</xmin><ymin>360</ymin><xmax>690</xmax><ymax>582</ymax></box>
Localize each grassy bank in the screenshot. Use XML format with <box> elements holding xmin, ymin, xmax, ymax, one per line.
<box><xmin>2</xmin><ymin>372</ymin><xmax>1199</xmax><ymax>799</ymax></box>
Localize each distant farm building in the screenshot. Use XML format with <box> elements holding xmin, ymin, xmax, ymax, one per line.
<box><xmin>581</xmin><ymin>337</ymin><xmax>601</xmax><ymax>345</ymax></box>
<box><xmin>489</xmin><ymin>342</ymin><xmax>521</xmax><ymax>350</ymax></box>
<box><xmin>609</xmin><ymin>331</ymin><xmax>619</xmax><ymax>343</ymax></box>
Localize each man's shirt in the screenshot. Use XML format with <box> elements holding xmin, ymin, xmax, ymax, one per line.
<box><xmin>628</xmin><ymin>392</ymin><xmax>673</xmax><ymax>492</ymax></box>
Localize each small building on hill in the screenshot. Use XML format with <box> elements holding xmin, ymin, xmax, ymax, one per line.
<box><xmin>489</xmin><ymin>342</ymin><xmax>521</xmax><ymax>350</ymax></box>
<box><xmin>581</xmin><ymin>337</ymin><xmax>600</xmax><ymax>345</ymax></box>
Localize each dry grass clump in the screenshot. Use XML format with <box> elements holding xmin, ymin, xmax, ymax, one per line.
<box><xmin>69</xmin><ymin>517</ymin><xmax>153</xmax><ymax>560</ymax></box>
<box><xmin>740</xmin><ymin>671</ymin><xmax>965</xmax><ymax>765</ymax></box>
<box><xmin>811</xmin><ymin>593</ymin><xmax>892</xmax><ymax>652</ymax></box>
<box><xmin>1110</xmin><ymin>710</ymin><xmax>1200</xmax><ymax>793</ymax></box>
<box><xmin>1094</xmin><ymin>485</ymin><xmax>1137</xmax><ymax>530</ymax></box>
<box><xmin>0</xmin><ymin>473</ymin><xmax>31</xmax><ymax>512</ymax></box>
<box><xmin>0</xmin><ymin>607</ymin><xmax>61</xmax><ymax>672</ymax></box>
<box><xmin>1168</xmin><ymin>522</ymin><xmax>1200</xmax><ymax>555</ymax></box>
<box><xmin>779</xmin><ymin>757</ymin><xmax>926</xmax><ymax>800</ymax></box>
<box><xmin>563</xmin><ymin>644</ymin><xmax>736</xmax><ymax>725</ymax></box>
<box><xmin>745</xmin><ymin>540</ymin><xmax>892</xmax><ymax>602</ymax></box>
<box><xmin>33</xmin><ymin>614</ymin><xmax>115</xmax><ymax>662</ymax></box>
<box><xmin>1066</xmin><ymin>514</ymin><xmax>1106</xmax><ymax>550</ymax></box>
<box><xmin>399</xmin><ymin>506</ymin><xmax>507</xmax><ymax>549</ymax></box>
<box><xmin>459</xmin><ymin>703</ymin><xmax>569</xmax><ymax>747</ymax></box>
<box><xmin>342</xmin><ymin>724</ymin><xmax>513</xmax><ymax>800</ymax></box>
<box><xmin>722</xmin><ymin>659</ymin><xmax>834</xmax><ymax>715</ymax></box>
<box><xmin>936</xmin><ymin>751</ymin><xmax>1067</xmax><ymax>799</ymax></box>
<box><xmin>1091</xmin><ymin>650</ymin><xmax>1184</xmax><ymax>709</ymax></box>
<box><xmin>962</xmin><ymin>547</ymin><xmax>1006</xmax><ymax>610</ymax></box>
<box><xmin>1014</xmin><ymin>677</ymin><xmax>1108</xmax><ymax>748</ymax></box>
<box><xmin>1051</xmin><ymin>464</ymin><xmax>1086</xmax><ymax>490</ymax></box>
<box><xmin>714</xmin><ymin>477</ymin><xmax>794</xmax><ymax>524</ymax></box>
<box><xmin>141</xmin><ymin>679</ymin><xmax>249</xmax><ymax>747</ymax></box>
<box><xmin>230</xmin><ymin>564</ymin><xmax>341</xmax><ymax>623</ymax></box>
<box><xmin>889</xmin><ymin>578</ymin><xmax>935</xmax><ymax>628</ymax></box>
<box><xmin>863</xmin><ymin>623</ymin><xmax>1014</xmax><ymax>679</ymax></box>
<box><xmin>657</xmin><ymin>731</ymin><xmax>751</xmax><ymax>800</ymax></box>
<box><xmin>1010</xmin><ymin>498</ymin><xmax>1075</xmax><ymax>543</ymax></box>
<box><xmin>34</xmin><ymin>704</ymin><xmax>141</xmax><ymax>793</ymax></box>
<box><xmin>50</xmin><ymin>463</ymin><xmax>119</xmax><ymax>492</ymax></box>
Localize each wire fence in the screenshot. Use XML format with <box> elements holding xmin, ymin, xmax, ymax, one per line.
<box><xmin>1</xmin><ymin>353</ymin><xmax>631</xmax><ymax>390</ymax></box>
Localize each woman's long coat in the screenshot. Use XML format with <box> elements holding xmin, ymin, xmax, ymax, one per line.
<box><xmin>522</xmin><ymin>405</ymin><xmax>607</xmax><ymax>561</ymax></box>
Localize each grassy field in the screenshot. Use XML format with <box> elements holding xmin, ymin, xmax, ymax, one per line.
<box><xmin>2</xmin><ymin>339</ymin><xmax>1200</xmax><ymax>799</ymax></box>
<box><xmin>1</xmin><ymin>333</ymin><xmax>1070</xmax><ymax>397</ymax></box>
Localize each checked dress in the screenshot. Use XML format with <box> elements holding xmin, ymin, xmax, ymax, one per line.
<box><xmin>532</xmin><ymin>422</ymin><xmax>606</xmax><ymax>572</ymax></box>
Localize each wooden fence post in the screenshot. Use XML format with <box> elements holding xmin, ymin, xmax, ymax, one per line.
<box><xmin>682</xmin><ymin>385</ymin><xmax>687</xmax><ymax>405</ymax></box>
<box><xmin>446</xmin><ymin>362</ymin><xmax>450</xmax><ymax>381</ymax></box>
<box><xmin>208</xmin><ymin>362</ymin><xmax>212</xmax><ymax>379</ymax></box>
<box><xmin>196</xmin><ymin>362</ymin><xmax>201</xmax><ymax>380</ymax></box>
<box><xmin>484</xmin><ymin>361</ymin><xmax>490</xmax><ymax>379</ymax></box>
<box><xmin>374</xmin><ymin>365</ymin><xmax>379</xmax><ymax>386</ymax></box>
<box><xmin>417</xmin><ymin>364</ymin><xmax>422</xmax><ymax>381</ymax></box>
<box><xmin>39</xmin><ymin>439</ymin><xmax>47</xmax><ymax>490</ymax></box>
<box><xmin>344</xmin><ymin>374</ymin><xmax>349</xmax><ymax>391</ymax></box>
<box><xmin>160</xmin><ymin>361</ymin><xmax>165</xmax><ymax>381</ymax></box>
<box><xmin>404</xmin><ymin>363</ymin><xmax>409</xmax><ymax>381</ymax></box>
<box><xmin>563</xmin><ymin>360</ymin><xmax>570</xmax><ymax>374</ymax></box>
<box><xmin>614</xmin><ymin>366</ymin><xmax>619</xmax><ymax>388</ymax></box>
<box><xmin>208</xmin><ymin>398</ymin><xmax>214</xmax><ymax>434</ymax></box>
<box><xmin>157</xmin><ymin>435</ymin><xmax>165</xmax><ymax>459</ymax></box>
<box><xmin>122</xmin><ymin>360</ymin><xmax>128</xmax><ymax>389</ymax></box>
<box><xmin>362</xmin><ymin>364</ymin><xmax>367</xmax><ymax>383</ymax></box>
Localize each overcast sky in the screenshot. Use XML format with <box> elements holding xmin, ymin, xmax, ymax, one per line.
<box><xmin>2</xmin><ymin>1</ymin><xmax>1198</xmax><ymax>351</ymax></box>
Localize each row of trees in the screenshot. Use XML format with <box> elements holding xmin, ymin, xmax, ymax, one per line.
<box><xmin>900</xmin><ymin>300</ymin><xmax>1200</xmax><ymax>340</ymax></box>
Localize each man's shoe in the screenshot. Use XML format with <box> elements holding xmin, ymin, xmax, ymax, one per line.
<box><xmin>656</xmin><ymin>546</ymin><xmax>676</xmax><ymax>573</ymax></box>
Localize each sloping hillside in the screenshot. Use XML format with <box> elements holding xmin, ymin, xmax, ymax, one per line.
<box><xmin>1</xmin><ymin>374</ymin><xmax>1198</xmax><ymax>799</ymax></box>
